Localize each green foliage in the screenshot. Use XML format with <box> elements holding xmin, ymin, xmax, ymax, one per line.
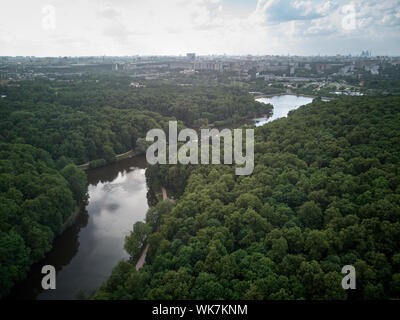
<box><xmin>0</xmin><ymin>80</ymin><xmax>271</xmax><ymax>165</ymax></box>
<box><xmin>0</xmin><ymin>143</ymin><xmax>87</xmax><ymax>298</ymax></box>
<box><xmin>0</xmin><ymin>231</ymin><xmax>31</xmax><ymax>297</ymax></box>
<box><xmin>96</xmin><ymin>95</ymin><xmax>400</xmax><ymax>300</ymax></box>
<box><xmin>3</xmin><ymin>75</ymin><xmax>400</xmax><ymax>300</ymax></box>
<box><xmin>298</xmin><ymin>201</ymin><xmax>323</xmax><ymax>229</ymax></box>
<box><xmin>88</xmin><ymin>159</ymin><xmax>107</xmax><ymax>169</ymax></box>
<box><xmin>60</xmin><ymin>164</ymin><xmax>87</xmax><ymax>203</ymax></box>
<box><xmin>124</xmin><ymin>222</ymin><xmax>153</xmax><ymax>262</ymax></box>
<box><xmin>146</xmin><ymin>200</ymin><xmax>175</xmax><ymax>230</ymax></box>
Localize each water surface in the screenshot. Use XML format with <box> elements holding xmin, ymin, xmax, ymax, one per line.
<box><xmin>9</xmin><ymin>156</ymin><xmax>149</xmax><ymax>300</ymax></box>
<box><xmin>254</xmin><ymin>95</ymin><xmax>313</xmax><ymax>126</ymax></box>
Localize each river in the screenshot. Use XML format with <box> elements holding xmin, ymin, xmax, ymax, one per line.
<box><xmin>254</xmin><ymin>94</ymin><xmax>313</xmax><ymax>126</ymax></box>
<box><xmin>8</xmin><ymin>156</ymin><xmax>150</xmax><ymax>300</ymax></box>
<box><xmin>8</xmin><ymin>94</ymin><xmax>313</xmax><ymax>300</ymax></box>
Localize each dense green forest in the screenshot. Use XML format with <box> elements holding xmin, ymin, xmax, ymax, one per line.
<box><xmin>0</xmin><ymin>79</ymin><xmax>272</xmax><ymax>165</ymax></box>
<box><xmin>94</xmin><ymin>95</ymin><xmax>400</xmax><ymax>300</ymax></box>
<box><xmin>0</xmin><ymin>78</ymin><xmax>271</xmax><ymax>298</ymax></box>
<box><xmin>0</xmin><ymin>143</ymin><xmax>86</xmax><ymax>297</ymax></box>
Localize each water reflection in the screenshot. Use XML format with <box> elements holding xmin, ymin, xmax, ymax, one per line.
<box><xmin>254</xmin><ymin>95</ymin><xmax>313</xmax><ymax>126</ymax></box>
<box><xmin>9</xmin><ymin>155</ymin><xmax>149</xmax><ymax>300</ymax></box>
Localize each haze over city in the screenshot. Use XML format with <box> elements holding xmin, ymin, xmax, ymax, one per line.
<box><xmin>1</xmin><ymin>0</ymin><xmax>400</xmax><ymax>57</ymax></box>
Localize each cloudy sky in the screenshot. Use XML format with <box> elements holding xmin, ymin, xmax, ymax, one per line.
<box><xmin>1</xmin><ymin>0</ymin><xmax>399</xmax><ymax>56</ymax></box>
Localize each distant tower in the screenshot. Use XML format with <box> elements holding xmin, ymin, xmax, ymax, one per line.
<box><xmin>186</xmin><ymin>53</ymin><xmax>196</xmax><ymax>61</ymax></box>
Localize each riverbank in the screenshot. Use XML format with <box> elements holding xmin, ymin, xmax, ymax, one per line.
<box><xmin>253</xmin><ymin>94</ymin><xmax>315</xmax><ymax>126</ymax></box>
<box><xmin>253</xmin><ymin>92</ymin><xmax>330</xmax><ymax>100</ymax></box>
<box><xmin>135</xmin><ymin>187</ymin><xmax>174</xmax><ymax>271</ymax></box>
<box><xmin>8</xmin><ymin>155</ymin><xmax>149</xmax><ymax>300</ymax></box>
<box><xmin>77</xmin><ymin>148</ymin><xmax>139</xmax><ymax>171</ymax></box>
<box><xmin>61</xmin><ymin>203</ymin><xmax>84</xmax><ymax>233</ymax></box>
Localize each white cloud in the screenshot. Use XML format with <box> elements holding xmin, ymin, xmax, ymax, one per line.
<box><xmin>0</xmin><ymin>0</ymin><xmax>399</xmax><ymax>56</ymax></box>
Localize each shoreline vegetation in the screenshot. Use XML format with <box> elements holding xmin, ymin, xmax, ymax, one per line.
<box><xmin>61</xmin><ymin>203</ymin><xmax>84</xmax><ymax>233</ymax></box>
<box><xmin>77</xmin><ymin>148</ymin><xmax>137</xmax><ymax>170</ymax></box>
<box><xmin>135</xmin><ymin>187</ymin><xmax>175</xmax><ymax>271</ymax></box>
<box><xmin>0</xmin><ymin>147</ymin><xmax>87</xmax><ymax>298</ymax></box>
<box><xmin>78</xmin><ymin>94</ymin><xmax>276</xmax><ymax>172</ymax></box>
<box><xmin>1</xmin><ymin>79</ymin><xmax>272</xmax><ymax>297</ymax></box>
<box><xmin>93</xmin><ymin>95</ymin><xmax>400</xmax><ymax>300</ymax></box>
<box><xmin>252</xmin><ymin>92</ymin><xmax>332</xmax><ymax>101</ymax></box>
<box><xmin>2</xmin><ymin>60</ymin><xmax>400</xmax><ymax>300</ymax></box>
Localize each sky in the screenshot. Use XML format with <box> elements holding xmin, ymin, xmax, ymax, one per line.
<box><xmin>0</xmin><ymin>0</ymin><xmax>399</xmax><ymax>56</ymax></box>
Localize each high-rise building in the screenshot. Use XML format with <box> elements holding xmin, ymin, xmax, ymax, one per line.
<box><xmin>186</xmin><ymin>53</ymin><xmax>196</xmax><ymax>61</ymax></box>
<box><xmin>361</xmin><ymin>50</ymin><xmax>371</xmax><ymax>58</ymax></box>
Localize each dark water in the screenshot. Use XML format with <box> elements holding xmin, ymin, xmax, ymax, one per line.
<box><xmin>8</xmin><ymin>156</ymin><xmax>150</xmax><ymax>300</ymax></box>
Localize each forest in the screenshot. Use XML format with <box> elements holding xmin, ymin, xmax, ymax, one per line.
<box><xmin>0</xmin><ymin>77</ymin><xmax>272</xmax><ymax>298</ymax></box>
<box><xmin>93</xmin><ymin>95</ymin><xmax>400</xmax><ymax>300</ymax></box>
<box><xmin>0</xmin><ymin>143</ymin><xmax>86</xmax><ymax>297</ymax></box>
<box><xmin>0</xmin><ymin>78</ymin><xmax>272</xmax><ymax>165</ymax></box>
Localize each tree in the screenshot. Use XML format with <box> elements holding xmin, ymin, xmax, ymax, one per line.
<box><xmin>145</xmin><ymin>200</ymin><xmax>174</xmax><ymax>229</ymax></box>
<box><xmin>0</xmin><ymin>231</ymin><xmax>31</xmax><ymax>298</ymax></box>
<box><xmin>124</xmin><ymin>221</ymin><xmax>152</xmax><ymax>261</ymax></box>
<box><xmin>60</xmin><ymin>164</ymin><xmax>87</xmax><ymax>203</ymax></box>
<box><xmin>298</xmin><ymin>201</ymin><xmax>323</xmax><ymax>229</ymax></box>
<box><xmin>304</xmin><ymin>230</ymin><xmax>329</xmax><ymax>260</ymax></box>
